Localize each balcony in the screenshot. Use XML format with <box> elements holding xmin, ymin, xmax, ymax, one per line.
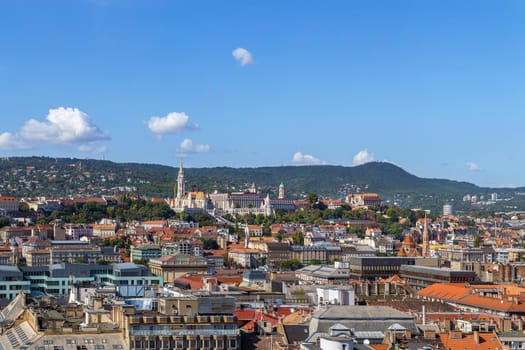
<box><xmin>210</xmin><ymin>316</ymin><xmax>222</xmax><ymax>323</ymax></box>
<box><xmin>183</xmin><ymin>316</ymin><xmax>196</xmax><ymax>323</ymax></box>
<box><xmin>128</xmin><ymin>316</ymin><xmax>142</xmax><ymax>324</ymax></box>
<box><xmin>156</xmin><ymin>316</ymin><xmax>169</xmax><ymax>323</ymax></box>
<box><xmin>170</xmin><ymin>316</ymin><xmax>182</xmax><ymax>323</ymax></box>
<box><xmin>222</xmin><ymin>316</ymin><xmax>234</xmax><ymax>323</ymax></box>
<box><xmin>196</xmin><ymin>316</ymin><xmax>209</xmax><ymax>323</ymax></box>
<box><xmin>142</xmin><ymin>316</ymin><xmax>155</xmax><ymax>324</ymax></box>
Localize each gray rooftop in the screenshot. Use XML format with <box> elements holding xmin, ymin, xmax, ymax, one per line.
<box><xmin>400</xmin><ymin>264</ymin><xmax>476</xmax><ymax>277</ymax></box>
<box><xmin>309</xmin><ymin>305</ymin><xmax>418</xmax><ymax>336</ymax></box>
<box><xmin>312</xmin><ymin>305</ymin><xmax>414</xmax><ymax>321</ymax></box>
<box><xmin>0</xmin><ymin>266</ymin><xmax>21</xmax><ymax>273</ymax></box>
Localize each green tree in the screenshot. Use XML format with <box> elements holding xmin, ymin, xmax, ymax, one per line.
<box><xmin>473</xmin><ymin>235</ymin><xmax>481</xmax><ymax>248</ymax></box>
<box><xmin>133</xmin><ymin>258</ymin><xmax>149</xmax><ymax>266</ymax></box>
<box><xmin>306</xmin><ymin>193</ymin><xmax>319</xmax><ymax>208</ymax></box>
<box><xmin>199</xmin><ymin>238</ymin><xmax>219</xmax><ymax>250</ymax></box>
<box><xmin>293</xmin><ymin>231</ymin><xmax>304</xmax><ymax>245</ymax></box>
<box><xmin>280</xmin><ymin>259</ymin><xmax>303</xmax><ymax>270</ymax></box>
<box><xmin>0</xmin><ymin>217</ymin><xmax>10</xmax><ymax>228</ymax></box>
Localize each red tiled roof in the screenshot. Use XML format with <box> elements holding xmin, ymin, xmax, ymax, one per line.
<box><xmin>417</xmin><ymin>283</ymin><xmax>472</xmax><ymax>301</ymax></box>
<box><xmin>418</xmin><ymin>283</ymin><xmax>525</xmax><ymax>313</ymax></box>
<box><xmin>175</xmin><ymin>275</ymin><xmax>204</xmax><ymax>290</ymax></box>
<box><xmin>440</xmin><ymin>332</ymin><xmax>503</xmax><ymax>350</ymax></box>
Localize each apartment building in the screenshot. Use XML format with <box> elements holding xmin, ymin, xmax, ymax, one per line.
<box><xmin>113</xmin><ymin>295</ymin><xmax>240</xmax><ymax>349</ymax></box>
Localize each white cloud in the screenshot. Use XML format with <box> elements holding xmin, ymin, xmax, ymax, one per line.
<box><xmin>292</xmin><ymin>152</ymin><xmax>326</xmax><ymax>166</ymax></box>
<box><xmin>232</xmin><ymin>48</ymin><xmax>253</xmax><ymax>67</ymax></box>
<box><xmin>77</xmin><ymin>143</ymin><xmax>107</xmax><ymax>154</ymax></box>
<box><xmin>147</xmin><ymin>112</ymin><xmax>197</xmax><ymax>136</ymax></box>
<box><xmin>467</xmin><ymin>161</ymin><xmax>480</xmax><ymax>171</ymax></box>
<box><xmin>20</xmin><ymin>107</ymin><xmax>109</xmax><ymax>144</ymax></box>
<box><xmin>0</xmin><ymin>132</ymin><xmax>29</xmax><ymax>150</ymax></box>
<box><xmin>352</xmin><ymin>148</ymin><xmax>375</xmax><ymax>166</ymax></box>
<box><xmin>177</xmin><ymin>138</ymin><xmax>210</xmax><ymax>155</ymax></box>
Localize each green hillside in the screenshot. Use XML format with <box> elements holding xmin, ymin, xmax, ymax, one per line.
<box><xmin>0</xmin><ymin>157</ymin><xmax>523</xmax><ymax>214</ymax></box>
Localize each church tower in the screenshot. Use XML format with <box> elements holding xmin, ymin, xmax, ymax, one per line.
<box><xmin>175</xmin><ymin>159</ymin><xmax>185</xmax><ymax>208</ymax></box>
<box><xmin>422</xmin><ymin>214</ymin><xmax>430</xmax><ymax>257</ymax></box>
<box><xmin>10</xmin><ymin>239</ymin><xmax>19</xmax><ymax>265</ymax></box>
<box><xmin>278</xmin><ymin>182</ymin><xmax>285</xmax><ymax>199</ymax></box>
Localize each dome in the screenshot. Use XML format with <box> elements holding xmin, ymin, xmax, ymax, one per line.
<box><xmin>402</xmin><ymin>234</ymin><xmax>415</xmax><ymax>246</ymax></box>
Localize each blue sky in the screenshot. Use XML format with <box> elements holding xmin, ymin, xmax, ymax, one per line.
<box><xmin>0</xmin><ymin>1</ymin><xmax>523</xmax><ymax>187</ymax></box>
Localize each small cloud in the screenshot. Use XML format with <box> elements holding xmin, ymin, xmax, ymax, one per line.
<box><xmin>147</xmin><ymin>112</ymin><xmax>197</xmax><ymax>136</ymax></box>
<box><xmin>0</xmin><ymin>132</ymin><xmax>30</xmax><ymax>150</ymax></box>
<box><xmin>232</xmin><ymin>48</ymin><xmax>253</xmax><ymax>67</ymax></box>
<box><xmin>291</xmin><ymin>151</ymin><xmax>326</xmax><ymax>166</ymax></box>
<box><xmin>177</xmin><ymin>138</ymin><xmax>210</xmax><ymax>156</ymax></box>
<box><xmin>352</xmin><ymin>148</ymin><xmax>374</xmax><ymax>166</ymax></box>
<box><xmin>466</xmin><ymin>161</ymin><xmax>480</xmax><ymax>171</ymax></box>
<box><xmin>77</xmin><ymin>143</ymin><xmax>108</xmax><ymax>154</ymax></box>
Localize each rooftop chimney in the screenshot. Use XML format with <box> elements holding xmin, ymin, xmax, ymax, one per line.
<box><xmin>473</xmin><ymin>331</ymin><xmax>480</xmax><ymax>344</ymax></box>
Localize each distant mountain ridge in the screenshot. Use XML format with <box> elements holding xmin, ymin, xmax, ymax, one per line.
<box><xmin>0</xmin><ymin>157</ymin><xmax>523</xmax><ymax>213</ymax></box>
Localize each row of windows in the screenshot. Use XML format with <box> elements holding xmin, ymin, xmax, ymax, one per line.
<box><xmin>132</xmin><ymin>338</ymin><xmax>236</xmax><ymax>349</ymax></box>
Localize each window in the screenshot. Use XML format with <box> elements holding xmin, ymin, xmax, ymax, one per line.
<box><xmin>66</xmin><ymin>339</ymin><xmax>76</xmax><ymax>345</ymax></box>
<box><xmin>43</xmin><ymin>340</ymin><xmax>53</xmax><ymax>345</ymax></box>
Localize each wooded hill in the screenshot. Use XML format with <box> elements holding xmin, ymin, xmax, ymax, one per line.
<box><xmin>0</xmin><ymin>157</ymin><xmax>523</xmax><ymax>213</ymax></box>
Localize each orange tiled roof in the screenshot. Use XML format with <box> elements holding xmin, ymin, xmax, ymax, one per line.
<box><xmin>217</xmin><ymin>276</ymin><xmax>242</xmax><ymax>284</ymax></box>
<box><xmin>320</xmin><ymin>199</ymin><xmax>342</xmax><ymax>205</ymax></box>
<box><xmin>440</xmin><ymin>332</ymin><xmax>503</xmax><ymax>350</ymax></box>
<box><xmin>381</xmin><ymin>274</ymin><xmax>404</xmax><ymax>284</ymax></box>
<box><xmin>205</xmin><ymin>249</ymin><xmax>226</xmax><ymax>257</ymax></box>
<box><xmin>472</xmin><ymin>284</ymin><xmax>525</xmax><ymax>296</ymax></box>
<box><xmin>92</xmin><ymin>224</ymin><xmax>116</xmax><ymax>230</ymax></box>
<box><xmin>459</xmin><ymin>293</ymin><xmax>525</xmax><ymax>312</ymax></box>
<box><xmin>142</xmin><ymin>220</ymin><xmax>165</xmax><ymax>225</ymax></box>
<box><xmin>367</xmin><ymin>345</ymin><xmax>389</xmax><ymax>350</ymax></box>
<box><xmin>229</xmin><ymin>247</ymin><xmax>260</xmax><ymax>254</ymax></box>
<box><xmin>149</xmin><ymin>198</ymin><xmax>166</xmax><ymax>203</ymax></box>
<box><xmin>417</xmin><ymin>283</ymin><xmax>472</xmax><ymax>301</ymax></box>
<box><xmin>426</xmin><ymin>312</ymin><xmax>507</xmax><ymax>323</ymax></box>
<box><xmin>418</xmin><ymin>283</ymin><xmax>525</xmax><ymax>314</ymax></box>
<box><xmin>175</xmin><ymin>275</ymin><xmax>204</xmax><ymax>290</ymax></box>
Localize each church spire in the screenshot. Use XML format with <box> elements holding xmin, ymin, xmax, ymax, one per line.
<box><xmin>179</xmin><ymin>159</ymin><xmax>184</xmax><ymax>175</ymax></box>
<box><xmin>176</xmin><ymin>159</ymin><xmax>185</xmax><ymax>202</ymax></box>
